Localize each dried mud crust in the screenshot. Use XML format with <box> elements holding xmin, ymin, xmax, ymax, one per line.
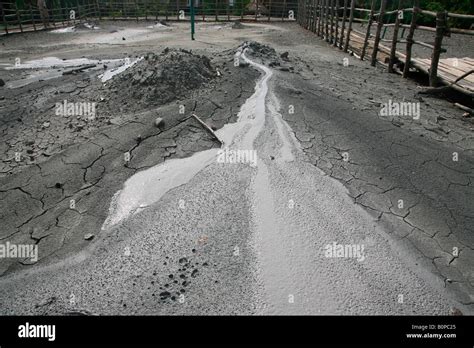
<box><xmin>0</xmin><ymin>47</ymin><xmax>257</xmax><ymax>176</ymax></box>
<box><xmin>0</xmin><ymin>46</ymin><xmax>260</xmax><ymax>276</ymax></box>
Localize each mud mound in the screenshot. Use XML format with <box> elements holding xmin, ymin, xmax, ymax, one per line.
<box><xmin>232</xmin><ymin>21</ymin><xmax>247</xmax><ymax>29</ymax></box>
<box><xmin>108</xmin><ymin>48</ymin><xmax>216</xmax><ymax>105</ymax></box>
<box><xmin>245</xmin><ymin>41</ymin><xmax>278</xmax><ymax>59</ymax></box>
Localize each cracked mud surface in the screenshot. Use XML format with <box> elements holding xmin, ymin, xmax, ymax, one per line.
<box><xmin>0</xmin><ymin>31</ymin><xmax>259</xmax><ymax>277</ymax></box>
<box><xmin>269</xmin><ymin>25</ymin><xmax>474</xmax><ymax>309</ymax></box>
<box><xmin>0</xmin><ymin>21</ymin><xmax>472</xmax><ymax>314</ymax></box>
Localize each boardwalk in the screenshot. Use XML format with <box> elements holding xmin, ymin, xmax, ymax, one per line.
<box><xmin>347</xmin><ymin>30</ymin><xmax>474</xmax><ymax>94</ymax></box>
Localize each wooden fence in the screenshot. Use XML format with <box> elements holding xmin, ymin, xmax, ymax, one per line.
<box><xmin>297</xmin><ymin>0</ymin><xmax>474</xmax><ymax>95</ymax></box>
<box><xmin>0</xmin><ymin>0</ymin><xmax>298</xmax><ymax>36</ymax></box>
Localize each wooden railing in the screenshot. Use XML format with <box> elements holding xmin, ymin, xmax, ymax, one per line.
<box><xmin>297</xmin><ymin>0</ymin><xmax>474</xmax><ymax>90</ymax></box>
<box><xmin>0</xmin><ymin>0</ymin><xmax>299</xmax><ymax>36</ymax></box>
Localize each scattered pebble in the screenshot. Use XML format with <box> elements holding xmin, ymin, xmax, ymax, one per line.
<box><xmin>154</xmin><ymin>117</ymin><xmax>164</xmax><ymax>127</ymax></box>
<box><xmin>84</xmin><ymin>233</ymin><xmax>94</xmax><ymax>240</ymax></box>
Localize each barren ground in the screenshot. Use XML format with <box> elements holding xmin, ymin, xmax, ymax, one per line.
<box><xmin>0</xmin><ymin>20</ymin><xmax>472</xmax><ymax>315</ymax></box>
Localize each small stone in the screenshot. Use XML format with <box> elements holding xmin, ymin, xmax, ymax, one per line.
<box><xmin>154</xmin><ymin>117</ymin><xmax>164</xmax><ymax>128</ymax></box>
<box><xmin>159</xmin><ymin>291</ymin><xmax>171</xmax><ymax>299</ymax></box>
<box><xmin>84</xmin><ymin>233</ymin><xmax>94</xmax><ymax>240</ymax></box>
<box><xmin>42</xmin><ymin>122</ymin><xmax>50</xmax><ymax>128</ymax></box>
<box><xmin>0</xmin><ymin>79</ymin><xmax>5</xmax><ymax>87</ymax></box>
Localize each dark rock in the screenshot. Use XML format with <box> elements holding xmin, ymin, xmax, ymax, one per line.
<box><xmin>159</xmin><ymin>291</ymin><xmax>171</xmax><ymax>299</ymax></box>
<box><xmin>84</xmin><ymin>233</ymin><xmax>94</xmax><ymax>240</ymax></box>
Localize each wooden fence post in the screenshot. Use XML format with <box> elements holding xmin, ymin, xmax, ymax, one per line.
<box><xmin>268</xmin><ymin>0</ymin><xmax>271</xmax><ymax>21</ymax></box>
<box><xmin>317</xmin><ymin>0</ymin><xmax>322</xmax><ymax>36</ymax></box>
<box><xmin>1</xmin><ymin>2</ymin><xmax>9</xmax><ymax>34</ymax></box>
<box><xmin>135</xmin><ymin>0</ymin><xmax>139</xmax><ymax>21</ymax></box>
<box><xmin>14</xmin><ymin>2</ymin><xmax>23</xmax><ymax>32</ymax></box>
<box><xmin>176</xmin><ymin>0</ymin><xmax>179</xmax><ymax>21</ymax></box>
<box><xmin>343</xmin><ymin>0</ymin><xmax>355</xmax><ymax>52</ymax></box>
<box><xmin>361</xmin><ymin>0</ymin><xmax>376</xmax><ymax>60</ymax></box>
<box><xmin>29</xmin><ymin>3</ymin><xmax>37</xmax><ymax>31</ymax></box>
<box><xmin>313</xmin><ymin>0</ymin><xmax>319</xmax><ymax>32</ymax></box>
<box><xmin>324</xmin><ymin>0</ymin><xmax>329</xmax><ymax>41</ymax></box>
<box><xmin>60</xmin><ymin>4</ymin><xmax>65</xmax><ymax>26</ymax></box>
<box><xmin>429</xmin><ymin>11</ymin><xmax>447</xmax><ymax>86</ymax></box>
<box><xmin>333</xmin><ymin>0</ymin><xmax>339</xmax><ymax>46</ymax></box>
<box><xmin>388</xmin><ymin>0</ymin><xmax>402</xmax><ymax>73</ymax></box>
<box><xmin>329</xmin><ymin>0</ymin><xmax>334</xmax><ymax>43</ymax></box>
<box><xmin>403</xmin><ymin>0</ymin><xmax>419</xmax><ymax>78</ymax></box>
<box><xmin>76</xmin><ymin>0</ymin><xmax>80</xmax><ymax>23</ymax></box>
<box><xmin>301</xmin><ymin>0</ymin><xmax>305</xmax><ymax>26</ymax></box>
<box><xmin>370</xmin><ymin>0</ymin><xmax>387</xmax><ymax>66</ymax></box>
<box><xmin>318</xmin><ymin>0</ymin><xmax>322</xmax><ymax>33</ymax></box>
<box><xmin>308</xmin><ymin>0</ymin><xmax>311</xmax><ymax>27</ymax></box>
<box><xmin>339</xmin><ymin>0</ymin><xmax>348</xmax><ymax>48</ymax></box>
<box><xmin>256</xmin><ymin>0</ymin><xmax>258</xmax><ymax>21</ymax></box>
<box><xmin>297</xmin><ymin>0</ymin><xmax>301</xmax><ymax>25</ymax></box>
<box><xmin>306</xmin><ymin>0</ymin><xmax>310</xmax><ymax>27</ymax></box>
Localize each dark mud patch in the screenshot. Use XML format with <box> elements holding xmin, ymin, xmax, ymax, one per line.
<box><xmin>106</xmin><ymin>49</ymin><xmax>216</xmax><ymax>110</ymax></box>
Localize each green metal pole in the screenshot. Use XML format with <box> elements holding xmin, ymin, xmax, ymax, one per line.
<box><xmin>190</xmin><ymin>0</ymin><xmax>195</xmax><ymax>40</ymax></box>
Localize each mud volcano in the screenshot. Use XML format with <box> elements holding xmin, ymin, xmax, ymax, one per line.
<box><xmin>107</xmin><ymin>48</ymin><xmax>216</xmax><ymax>107</ymax></box>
